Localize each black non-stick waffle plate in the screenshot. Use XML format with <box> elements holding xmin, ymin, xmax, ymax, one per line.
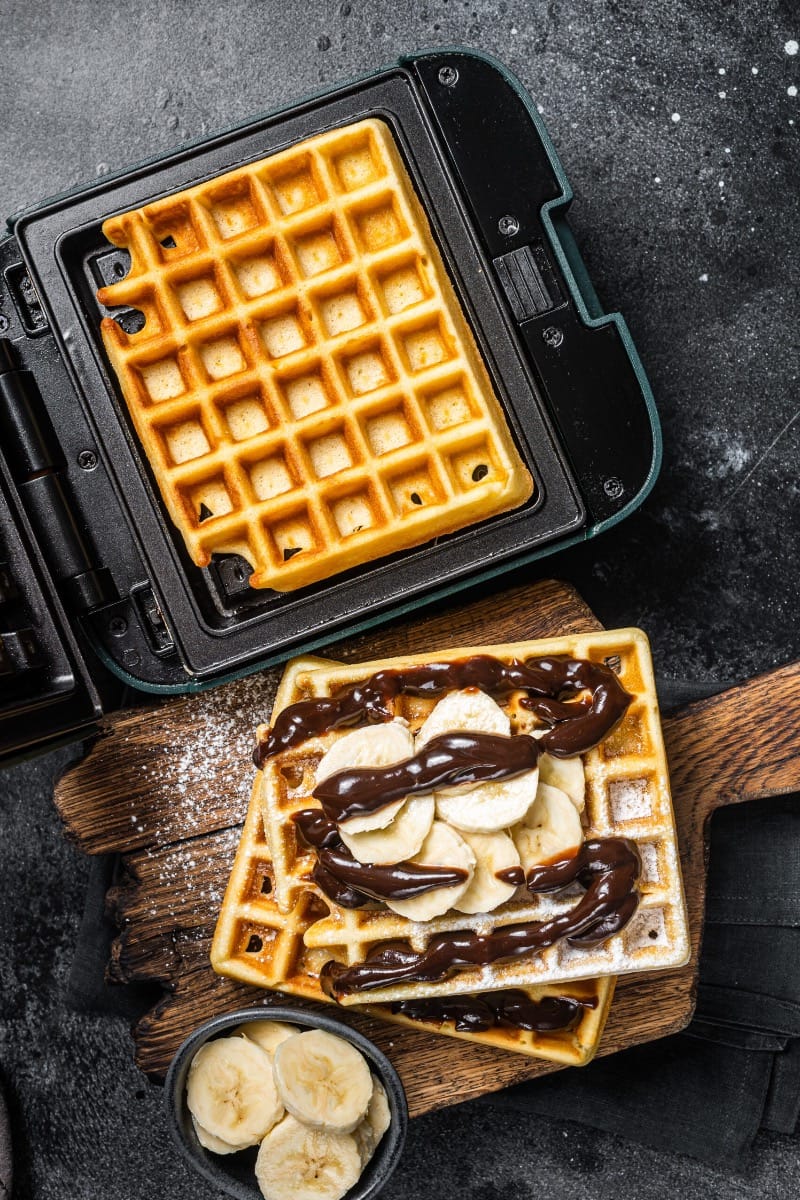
<box><xmin>0</xmin><ymin>50</ymin><xmax>659</xmax><ymax>761</ymax></box>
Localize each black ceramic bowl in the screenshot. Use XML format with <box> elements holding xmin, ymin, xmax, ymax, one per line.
<box><xmin>165</xmin><ymin>1006</ymin><xmax>408</xmax><ymax>1200</ymax></box>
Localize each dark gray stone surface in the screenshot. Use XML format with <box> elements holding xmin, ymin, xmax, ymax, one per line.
<box><xmin>0</xmin><ymin>0</ymin><xmax>798</xmax><ymax>1197</ymax></box>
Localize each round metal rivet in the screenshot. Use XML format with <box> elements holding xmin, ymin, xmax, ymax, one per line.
<box><xmin>542</xmin><ymin>326</ymin><xmax>564</xmax><ymax>348</ymax></box>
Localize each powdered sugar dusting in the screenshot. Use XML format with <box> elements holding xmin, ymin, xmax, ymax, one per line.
<box><xmin>623</xmin><ymin>906</ymin><xmax>668</xmax><ymax>951</ymax></box>
<box><xmin>125</xmin><ymin>670</ymin><xmax>278</xmax><ymax>842</ymax></box>
<box><xmin>637</xmin><ymin>842</ymin><xmax>660</xmax><ymax>884</ymax></box>
<box><xmin>609</xmin><ymin>777</ymin><xmax>653</xmax><ymax>822</ymax></box>
<box><xmin>138</xmin><ymin>824</ymin><xmax>243</xmax><ymax>921</ymax></box>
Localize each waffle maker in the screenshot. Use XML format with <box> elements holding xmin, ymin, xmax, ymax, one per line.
<box><xmin>0</xmin><ymin>50</ymin><xmax>660</xmax><ymax>763</ymax></box>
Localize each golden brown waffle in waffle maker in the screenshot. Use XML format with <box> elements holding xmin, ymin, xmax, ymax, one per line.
<box><xmin>256</xmin><ymin>635</ymin><xmax>689</xmax><ymax>1006</ymax></box>
<box><xmin>5</xmin><ymin>51</ymin><xmax>663</xmax><ymax>747</ymax></box>
<box><xmin>96</xmin><ymin>118</ymin><xmax>533</xmax><ymax>591</ymax></box>
<box><xmin>211</xmin><ymin>771</ymin><xmax>616</xmax><ymax>1066</ymax></box>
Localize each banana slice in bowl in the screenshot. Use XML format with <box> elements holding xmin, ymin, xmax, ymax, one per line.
<box><xmin>234</xmin><ymin>1019</ymin><xmax>299</xmax><ymax>1057</ymax></box>
<box><xmin>353</xmin><ymin>1081</ymin><xmax>391</xmax><ymax>1168</ymax></box>
<box><xmin>272</xmin><ymin>1030</ymin><xmax>373</xmax><ymax>1133</ymax></box>
<box><xmin>255</xmin><ymin>1115</ymin><xmax>361</xmax><ymax>1200</ymax></box>
<box><xmin>186</xmin><ymin>1035</ymin><xmax>284</xmax><ymax>1148</ymax></box>
<box><xmin>166</xmin><ymin>1007</ymin><xmax>407</xmax><ymax>1200</ymax></box>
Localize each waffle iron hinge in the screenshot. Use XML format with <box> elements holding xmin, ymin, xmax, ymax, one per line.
<box><xmin>0</xmin><ymin>336</ymin><xmax>116</xmax><ymax>615</ymax></box>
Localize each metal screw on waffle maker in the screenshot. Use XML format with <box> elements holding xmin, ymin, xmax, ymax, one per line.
<box><xmin>211</xmin><ymin>631</ymin><xmax>689</xmax><ymax>1063</ymax></box>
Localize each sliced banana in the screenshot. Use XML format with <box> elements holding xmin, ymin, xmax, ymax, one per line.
<box><xmin>538</xmin><ymin>752</ymin><xmax>586</xmax><ymax>811</ymax></box>
<box><xmin>512</xmin><ymin>782</ymin><xmax>583</xmax><ymax>872</ymax></box>
<box><xmin>316</xmin><ymin>719</ymin><xmax>414</xmax><ymax>834</ymax></box>
<box><xmin>384</xmin><ymin>820</ymin><xmax>475</xmax><ymax>920</ymax></box>
<box><xmin>339</xmin><ymin>792</ymin><xmax>434</xmax><ymax>865</ymax></box>
<box><xmin>191</xmin><ymin>1114</ymin><xmax>249</xmax><ymax>1155</ymax></box>
<box><xmin>186</xmin><ymin>1036</ymin><xmax>283</xmax><ymax>1148</ymax></box>
<box><xmin>255</xmin><ymin>1114</ymin><xmax>361</xmax><ymax>1200</ymax></box>
<box><xmin>453</xmin><ymin>830</ymin><xmax>521</xmax><ymax>914</ymax></box>
<box><xmin>417</xmin><ymin>688</ymin><xmax>538</xmax><ymax>834</ymax></box>
<box><xmin>272</xmin><ymin>1029</ymin><xmax>373</xmax><ymax>1133</ymax></box>
<box><xmin>235</xmin><ymin>1019</ymin><xmax>298</xmax><ymax>1056</ymax></box>
<box><xmin>434</xmin><ymin>765</ymin><xmax>539</xmax><ymax>835</ymax></box>
<box><xmin>365</xmin><ymin>1077</ymin><xmax>391</xmax><ymax>1145</ymax></box>
<box><xmin>353</xmin><ymin>1078</ymin><xmax>391</xmax><ymax>1167</ymax></box>
<box><xmin>415</xmin><ymin>688</ymin><xmax>510</xmax><ymax>746</ymax></box>
<box><xmin>353</xmin><ymin>1120</ymin><xmax>376</xmax><ymax>1169</ymax></box>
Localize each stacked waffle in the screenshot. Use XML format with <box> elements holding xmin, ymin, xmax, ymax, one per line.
<box><xmin>212</xmin><ymin>632</ymin><xmax>689</xmax><ymax>1065</ymax></box>
<box><xmin>96</xmin><ymin>118</ymin><xmax>532</xmax><ymax>591</ymax></box>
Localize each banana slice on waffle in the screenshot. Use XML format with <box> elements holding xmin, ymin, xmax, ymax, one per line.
<box><xmin>317</xmin><ymin>720</ymin><xmax>414</xmax><ymax>835</ymax></box>
<box><xmin>512</xmin><ymin>783</ymin><xmax>583</xmax><ymax>871</ymax></box>
<box><xmin>381</xmin><ymin>820</ymin><xmax>476</xmax><ymax>920</ymax></box>
<box><xmin>417</xmin><ymin>689</ymin><xmax>539</xmax><ymax>834</ymax></box>
<box><xmin>339</xmin><ymin>793</ymin><xmax>434</xmax><ymax>865</ymax></box>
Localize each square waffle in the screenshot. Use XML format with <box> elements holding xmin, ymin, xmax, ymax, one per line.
<box><xmin>260</xmin><ymin>633</ymin><xmax>689</xmax><ymax>1005</ymax></box>
<box><xmin>96</xmin><ymin>118</ymin><xmax>533</xmax><ymax>591</ymax></box>
<box><xmin>211</xmin><ymin>772</ymin><xmax>615</xmax><ymax>1066</ymax></box>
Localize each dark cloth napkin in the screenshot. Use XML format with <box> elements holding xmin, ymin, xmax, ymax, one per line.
<box><xmin>65</xmin><ymin>678</ymin><xmax>800</xmax><ymax>1168</ymax></box>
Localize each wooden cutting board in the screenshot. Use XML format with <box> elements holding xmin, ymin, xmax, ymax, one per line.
<box><xmin>53</xmin><ymin>579</ymin><xmax>800</xmax><ymax>1117</ymax></box>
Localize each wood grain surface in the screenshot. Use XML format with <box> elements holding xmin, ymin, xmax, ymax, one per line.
<box><xmin>54</xmin><ymin>579</ymin><xmax>800</xmax><ymax>1116</ymax></box>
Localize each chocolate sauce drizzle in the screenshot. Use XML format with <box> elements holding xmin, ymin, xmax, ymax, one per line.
<box><xmin>320</xmin><ymin>838</ymin><xmax>641</xmax><ymax>997</ymax></box>
<box><xmin>254</xmin><ymin>654</ymin><xmax>631</xmax><ymax>768</ymax></box>
<box><xmin>313</xmin><ymin>730</ymin><xmax>542</xmax><ymax>824</ymax></box>
<box><xmin>293</xmin><ymin>810</ymin><xmax>469</xmax><ymax>908</ymax></box>
<box><xmin>260</xmin><ymin>654</ymin><xmax>638</xmax><ymax>996</ymax></box>
<box><xmin>392</xmin><ymin>989</ymin><xmax>589</xmax><ymax>1034</ymax></box>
